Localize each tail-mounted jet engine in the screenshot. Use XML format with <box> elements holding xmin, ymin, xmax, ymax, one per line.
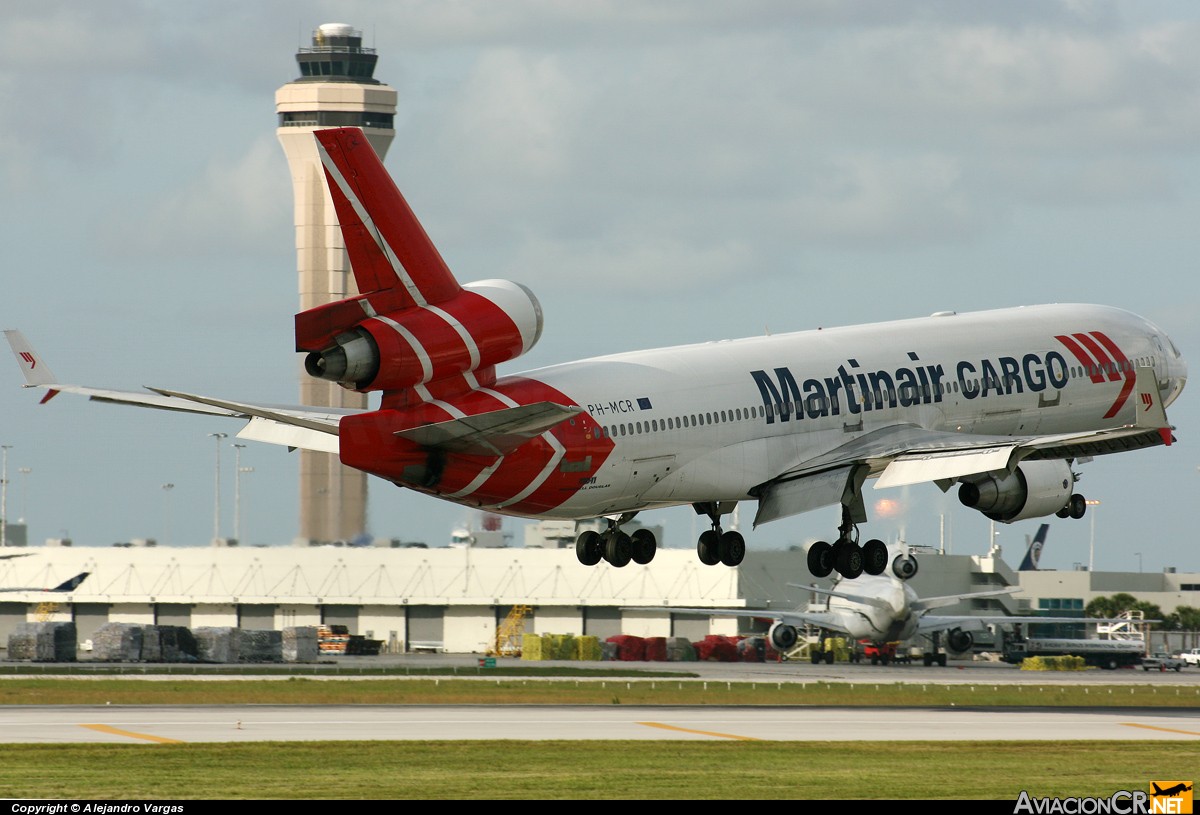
<box><xmin>299</xmin><ymin>279</ymin><xmax>543</xmax><ymax>392</ymax></box>
<box><xmin>957</xmin><ymin>460</ymin><xmax>1075</xmax><ymax>523</ymax></box>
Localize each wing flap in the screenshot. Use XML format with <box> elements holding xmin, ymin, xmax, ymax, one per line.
<box><xmin>237</xmin><ymin>417</ymin><xmax>340</xmax><ymax>454</ymax></box>
<box><xmin>754</xmin><ymin>465</ymin><xmax>860</xmax><ymax>527</ymax></box>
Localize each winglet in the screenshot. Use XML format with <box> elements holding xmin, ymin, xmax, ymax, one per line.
<box><xmin>1131</xmin><ymin>366</ymin><xmax>1172</xmax><ymax>445</ymax></box>
<box><xmin>5</xmin><ymin>330</ymin><xmax>62</xmax><ymax>402</ymax></box>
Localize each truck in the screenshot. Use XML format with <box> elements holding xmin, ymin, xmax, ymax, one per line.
<box><xmin>1176</xmin><ymin>648</ymin><xmax>1200</xmax><ymax>667</ymax></box>
<box><xmin>1001</xmin><ymin>637</ymin><xmax>1143</xmax><ymax>669</ymax></box>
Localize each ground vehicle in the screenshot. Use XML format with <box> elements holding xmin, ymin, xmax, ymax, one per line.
<box><xmin>860</xmin><ymin>641</ymin><xmax>917</xmax><ymax>666</ymax></box>
<box><xmin>1176</xmin><ymin>648</ymin><xmax>1200</xmax><ymax>667</ymax></box>
<box><xmin>1001</xmin><ymin>637</ymin><xmax>1143</xmax><ymax>669</ymax></box>
<box><xmin>1141</xmin><ymin>652</ymin><xmax>1184</xmax><ymax>672</ymax></box>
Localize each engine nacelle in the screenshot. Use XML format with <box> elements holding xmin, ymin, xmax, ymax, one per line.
<box><xmin>892</xmin><ymin>553</ymin><xmax>919</xmax><ymax>580</ymax></box>
<box><xmin>958</xmin><ymin>459</ymin><xmax>1074</xmax><ymax>523</ymax></box>
<box><xmin>768</xmin><ymin>622</ymin><xmax>799</xmax><ymax>652</ymax></box>
<box><xmin>304</xmin><ymin>279</ymin><xmax>543</xmax><ymax>392</ymax></box>
<box><xmin>946</xmin><ymin>628</ymin><xmax>974</xmax><ymax>654</ymax></box>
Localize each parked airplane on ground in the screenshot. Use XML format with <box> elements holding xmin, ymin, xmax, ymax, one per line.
<box><xmin>638</xmin><ymin>561</ymin><xmax>1116</xmax><ymax>666</ymax></box>
<box><xmin>5</xmin><ymin>128</ymin><xmax>1187</xmax><ymax>579</ymax></box>
<box><xmin>0</xmin><ymin>572</ymin><xmax>89</xmax><ymax>593</ymax></box>
<box><xmin>1018</xmin><ymin>524</ymin><xmax>1050</xmax><ymax>571</ymax></box>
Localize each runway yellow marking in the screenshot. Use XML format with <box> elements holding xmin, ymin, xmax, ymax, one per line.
<box><xmin>81</xmin><ymin>724</ymin><xmax>183</xmax><ymax>744</ymax></box>
<box><xmin>1121</xmin><ymin>722</ymin><xmax>1200</xmax><ymax>737</ymax></box>
<box><xmin>637</xmin><ymin>721</ymin><xmax>761</xmax><ymax>741</ymax></box>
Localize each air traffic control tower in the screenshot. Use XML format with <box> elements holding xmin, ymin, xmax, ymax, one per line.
<box><xmin>275</xmin><ymin>23</ymin><xmax>397</xmax><ymax>545</ymax></box>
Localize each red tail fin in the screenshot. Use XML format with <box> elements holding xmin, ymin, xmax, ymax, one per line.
<box><xmin>315</xmin><ymin>127</ymin><xmax>460</xmax><ymax>303</ymax></box>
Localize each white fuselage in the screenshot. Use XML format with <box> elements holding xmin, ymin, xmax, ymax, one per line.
<box><xmin>821</xmin><ymin>575</ymin><xmax>920</xmax><ymax>642</ymax></box>
<box><xmin>516</xmin><ymin>303</ymin><xmax>1185</xmax><ymax>518</ymax></box>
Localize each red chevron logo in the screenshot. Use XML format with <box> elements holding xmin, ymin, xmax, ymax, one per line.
<box><xmin>1053</xmin><ymin>330</ymin><xmax>1134</xmax><ymax>419</ymax></box>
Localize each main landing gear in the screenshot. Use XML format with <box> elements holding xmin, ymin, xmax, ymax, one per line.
<box><xmin>1055</xmin><ymin>493</ymin><xmax>1088</xmax><ymax>520</ymax></box>
<box><xmin>574</xmin><ymin>512</ymin><xmax>657</xmax><ymax>568</ymax></box>
<box><xmin>806</xmin><ymin>505</ymin><xmax>891</xmax><ymax>580</ymax></box>
<box><xmin>693</xmin><ymin>502</ymin><xmax>746</xmax><ymax>567</ymax></box>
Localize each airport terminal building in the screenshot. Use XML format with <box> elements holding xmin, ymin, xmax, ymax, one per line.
<box><xmin>2</xmin><ymin>533</ymin><xmax>1195</xmax><ymax>657</ymax></box>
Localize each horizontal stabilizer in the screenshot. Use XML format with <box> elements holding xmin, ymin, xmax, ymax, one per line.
<box><xmin>395</xmin><ymin>402</ymin><xmax>583</xmax><ymax>456</ymax></box>
<box><xmin>787</xmin><ymin>581</ymin><xmax>895</xmax><ymax>612</ymax></box>
<box><xmin>910</xmin><ymin>586</ymin><xmax>1020</xmax><ymax>612</ymax></box>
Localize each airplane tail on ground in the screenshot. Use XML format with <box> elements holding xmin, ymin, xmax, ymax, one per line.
<box><xmin>0</xmin><ymin>572</ymin><xmax>90</xmax><ymax>593</ymax></box>
<box><xmin>49</xmin><ymin>572</ymin><xmax>90</xmax><ymax>592</ymax></box>
<box><xmin>1019</xmin><ymin>524</ymin><xmax>1049</xmax><ymax>571</ymax></box>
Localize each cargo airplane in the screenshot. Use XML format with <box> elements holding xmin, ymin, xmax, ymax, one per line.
<box><xmin>6</xmin><ymin>128</ymin><xmax>1187</xmax><ymax>580</ymax></box>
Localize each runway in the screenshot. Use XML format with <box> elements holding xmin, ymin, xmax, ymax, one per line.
<box><xmin>3</xmin><ymin>703</ymin><xmax>1198</xmax><ymax>743</ymax></box>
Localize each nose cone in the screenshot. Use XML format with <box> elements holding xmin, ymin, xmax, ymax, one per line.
<box><xmin>1161</xmin><ymin>330</ymin><xmax>1187</xmax><ymax>408</ymax></box>
<box><xmin>1165</xmin><ymin>352</ymin><xmax>1187</xmax><ymax>407</ymax></box>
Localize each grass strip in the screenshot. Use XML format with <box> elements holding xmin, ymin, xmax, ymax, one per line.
<box><xmin>0</xmin><ymin>677</ymin><xmax>1198</xmax><ymax>707</ymax></box>
<box><xmin>0</xmin><ymin>740</ymin><xmax>1194</xmax><ymax>799</ymax></box>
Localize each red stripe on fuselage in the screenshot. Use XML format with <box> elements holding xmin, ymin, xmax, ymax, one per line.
<box><xmin>1055</xmin><ymin>334</ymin><xmax>1104</xmax><ymax>383</ymax></box>
<box><xmin>1089</xmin><ymin>330</ymin><xmax>1135</xmax><ymax>419</ymax></box>
<box><xmin>1073</xmin><ymin>333</ymin><xmax>1120</xmax><ymax>382</ymax></box>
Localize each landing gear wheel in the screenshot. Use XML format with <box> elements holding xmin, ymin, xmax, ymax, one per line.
<box><xmin>1056</xmin><ymin>506</ymin><xmax>1071</xmax><ymax>518</ymax></box>
<box><xmin>1068</xmin><ymin>493</ymin><xmax>1087</xmax><ymax>520</ymax></box>
<box><xmin>631</xmin><ymin>528</ymin><xmax>657</xmax><ymax>565</ymax></box>
<box><xmin>807</xmin><ymin>541</ymin><xmax>833</xmax><ymax>578</ymax></box>
<box><xmin>862</xmin><ymin>539</ymin><xmax>888</xmax><ymax>576</ymax></box>
<box><xmin>810</xmin><ymin>651</ymin><xmax>822</xmax><ymax>665</ymax></box>
<box><xmin>833</xmin><ymin>538</ymin><xmax>863</xmax><ymax>579</ymax></box>
<box><xmin>697</xmin><ymin>530</ymin><xmax>721</xmax><ymax>566</ymax></box>
<box><xmin>605</xmin><ymin>531</ymin><xmax>632</xmax><ymax>567</ymax></box>
<box><xmin>718</xmin><ymin>530</ymin><xmax>746</xmax><ymax>567</ymax></box>
<box><xmin>824</xmin><ymin>650</ymin><xmax>834</xmax><ymax>665</ymax></box>
<box><xmin>575</xmin><ymin>530</ymin><xmax>602</xmax><ymax>566</ymax></box>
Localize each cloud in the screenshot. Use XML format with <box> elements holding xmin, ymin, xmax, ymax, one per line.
<box><xmin>100</xmin><ymin>135</ymin><xmax>291</xmax><ymax>263</ymax></box>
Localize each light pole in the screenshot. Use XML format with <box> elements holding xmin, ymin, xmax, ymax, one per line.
<box><xmin>1086</xmin><ymin>499</ymin><xmax>1101</xmax><ymax>571</ymax></box>
<box><xmin>161</xmin><ymin>483</ymin><xmax>174</xmax><ymax>546</ymax></box>
<box><xmin>232</xmin><ymin>444</ymin><xmax>253</xmax><ymax>545</ymax></box>
<box><xmin>17</xmin><ymin>467</ymin><xmax>31</xmax><ymax>523</ymax></box>
<box><xmin>208</xmin><ymin>432</ymin><xmax>228</xmax><ymax>544</ymax></box>
<box><xmin>1136</xmin><ymin>552</ymin><xmax>1143</xmax><ymax>573</ymax></box>
<box><xmin>0</xmin><ymin>445</ymin><xmax>11</xmax><ymax>547</ymax></box>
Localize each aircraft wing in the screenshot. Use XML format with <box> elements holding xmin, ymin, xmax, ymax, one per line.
<box><xmin>916</xmin><ymin>614</ymin><xmax>1141</xmax><ymax>635</ymax></box>
<box><xmin>8</xmin><ymin>330</ymin><xmax>583</xmax><ymax>459</ymax></box>
<box><xmin>752</xmin><ymin>366</ymin><xmax>1173</xmax><ymax>526</ymax></box>
<box><xmin>625</xmin><ymin>606</ymin><xmax>857</xmax><ymax>638</ymax></box>
<box><xmin>6</xmin><ymin>329</ymin><xmax>348</xmax><ymax>454</ymax></box>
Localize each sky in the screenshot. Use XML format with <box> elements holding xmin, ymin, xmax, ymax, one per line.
<box><xmin>2</xmin><ymin>1</ymin><xmax>1199</xmax><ymax>573</ymax></box>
